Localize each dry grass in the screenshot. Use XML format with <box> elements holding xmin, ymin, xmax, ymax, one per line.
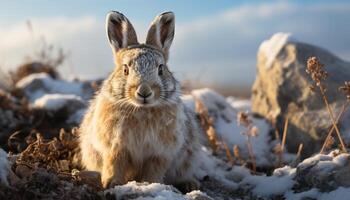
<box><xmin>306</xmin><ymin>57</ymin><xmax>347</xmax><ymax>153</ymax></box>
<box><xmin>233</xmin><ymin>145</ymin><xmax>244</xmax><ymax>165</ymax></box>
<box><xmin>223</xmin><ymin>142</ymin><xmax>234</xmax><ymax>164</ymax></box>
<box><xmin>237</xmin><ymin>111</ymin><xmax>259</xmax><ymax>172</ymax></box>
<box><xmin>274</xmin><ymin>118</ymin><xmax>289</xmax><ymax>167</ymax></box>
<box><xmin>3</xmin><ymin>20</ymin><xmax>68</xmax><ymax>87</ymax></box>
<box><xmin>16</xmin><ymin>128</ymin><xmax>81</xmax><ymax>172</ymax></box>
<box><xmin>291</xmin><ymin>143</ymin><xmax>304</xmax><ymax>166</ymax></box>
<box><xmin>320</xmin><ymin>103</ymin><xmax>348</xmax><ymax>153</ymax></box>
<box><xmin>195</xmin><ymin>98</ymin><xmax>219</xmax><ymax>152</ymax></box>
<box><xmin>296</xmin><ymin>143</ymin><xmax>304</xmax><ymax>159</ymax></box>
<box><xmin>9</xmin><ymin>62</ymin><xmax>60</xmax><ymax>84</ymax></box>
<box><xmin>280</xmin><ymin>118</ymin><xmax>289</xmax><ymax>153</ymax></box>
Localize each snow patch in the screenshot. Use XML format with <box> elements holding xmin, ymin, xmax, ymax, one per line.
<box><xmin>241</xmin><ymin>166</ymin><xmax>296</xmax><ymax>197</ymax></box>
<box><xmin>297</xmin><ymin>151</ymin><xmax>349</xmax><ymax>172</ymax></box>
<box><xmin>194</xmin><ymin>146</ymin><xmax>238</xmax><ymax>188</ymax></box>
<box><xmin>319</xmin><ymin>187</ymin><xmax>350</xmax><ymax>200</ymax></box>
<box><xmin>227</xmin><ymin>97</ymin><xmax>251</xmax><ymax>112</ymax></box>
<box><xmin>33</xmin><ymin>94</ymin><xmax>84</xmax><ymax>111</ymax></box>
<box><xmin>183</xmin><ymin>88</ymin><xmax>272</xmax><ymax>166</ymax></box>
<box><xmin>0</xmin><ymin>149</ymin><xmax>9</xmax><ymax>186</ymax></box>
<box><xmin>286</xmin><ymin>187</ymin><xmax>350</xmax><ymax>200</ymax></box>
<box><xmin>259</xmin><ymin>32</ymin><xmax>295</xmax><ymax>69</ymax></box>
<box><xmin>285</xmin><ymin>188</ymin><xmax>320</xmax><ymax>200</ymax></box>
<box><xmin>16</xmin><ymin>73</ymin><xmax>91</xmax><ymax>102</ymax></box>
<box><xmin>104</xmin><ymin>181</ymin><xmax>212</xmax><ymax>200</ymax></box>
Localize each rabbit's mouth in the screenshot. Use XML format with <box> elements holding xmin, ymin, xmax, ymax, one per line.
<box><xmin>135</xmin><ymin>92</ymin><xmax>155</xmax><ymax>105</ymax></box>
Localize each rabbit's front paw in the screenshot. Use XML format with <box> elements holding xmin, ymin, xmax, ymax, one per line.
<box><xmin>101</xmin><ymin>175</ymin><xmax>123</xmax><ymax>189</ymax></box>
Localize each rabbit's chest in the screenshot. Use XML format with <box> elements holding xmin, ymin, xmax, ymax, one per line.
<box><xmin>117</xmin><ymin>108</ymin><xmax>184</xmax><ymax>160</ymax></box>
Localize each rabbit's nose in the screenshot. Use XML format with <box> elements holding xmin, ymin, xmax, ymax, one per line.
<box><xmin>137</xmin><ymin>92</ymin><xmax>152</xmax><ymax>98</ymax></box>
<box><xmin>135</xmin><ymin>84</ymin><xmax>153</xmax><ymax>99</ymax></box>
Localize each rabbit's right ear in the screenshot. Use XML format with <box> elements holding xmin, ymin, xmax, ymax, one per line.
<box><xmin>106</xmin><ymin>11</ymin><xmax>138</xmax><ymax>55</ymax></box>
<box><xmin>146</xmin><ymin>12</ymin><xmax>175</xmax><ymax>61</ymax></box>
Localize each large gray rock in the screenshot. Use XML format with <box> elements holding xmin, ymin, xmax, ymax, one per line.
<box><xmin>251</xmin><ymin>33</ymin><xmax>350</xmax><ymax>155</ymax></box>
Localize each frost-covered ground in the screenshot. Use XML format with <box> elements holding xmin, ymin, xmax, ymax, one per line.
<box><xmin>1</xmin><ymin>71</ymin><xmax>350</xmax><ymax>200</ymax></box>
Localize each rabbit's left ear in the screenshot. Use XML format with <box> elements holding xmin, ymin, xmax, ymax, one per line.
<box><xmin>146</xmin><ymin>12</ymin><xmax>175</xmax><ymax>61</ymax></box>
<box><xmin>106</xmin><ymin>11</ymin><xmax>138</xmax><ymax>56</ymax></box>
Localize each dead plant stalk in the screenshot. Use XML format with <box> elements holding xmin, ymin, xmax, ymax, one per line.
<box><xmin>320</xmin><ymin>102</ymin><xmax>349</xmax><ymax>153</ymax></box>
<box><xmin>306</xmin><ymin>57</ymin><xmax>347</xmax><ymax>152</ymax></box>
<box><xmin>237</xmin><ymin>111</ymin><xmax>258</xmax><ymax>172</ymax></box>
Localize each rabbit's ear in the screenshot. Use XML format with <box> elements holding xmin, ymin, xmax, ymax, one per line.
<box><xmin>146</xmin><ymin>12</ymin><xmax>175</xmax><ymax>60</ymax></box>
<box><xmin>106</xmin><ymin>11</ymin><xmax>138</xmax><ymax>55</ymax></box>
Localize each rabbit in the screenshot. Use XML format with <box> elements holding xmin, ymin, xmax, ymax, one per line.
<box><xmin>79</xmin><ymin>11</ymin><xmax>202</xmax><ymax>193</ymax></box>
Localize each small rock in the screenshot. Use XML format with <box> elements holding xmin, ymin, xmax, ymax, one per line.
<box><xmin>59</xmin><ymin>160</ymin><xmax>70</xmax><ymax>172</ymax></box>
<box><xmin>77</xmin><ymin>170</ymin><xmax>102</xmax><ymax>190</ymax></box>
<box><xmin>15</xmin><ymin>164</ymin><xmax>32</xmax><ymax>179</ymax></box>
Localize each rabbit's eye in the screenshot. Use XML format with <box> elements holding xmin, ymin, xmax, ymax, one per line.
<box><xmin>158</xmin><ymin>64</ymin><xmax>164</xmax><ymax>75</ymax></box>
<box><xmin>123</xmin><ymin>64</ymin><xmax>129</xmax><ymax>76</ymax></box>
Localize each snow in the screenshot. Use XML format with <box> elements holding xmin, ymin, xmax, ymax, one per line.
<box><xmin>200</xmin><ymin>150</ymin><xmax>350</xmax><ymax>199</ymax></box>
<box><xmin>0</xmin><ymin>148</ymin><xmax>9</xmax><ymax>186</ymax></box>
<box><xmin>319</xmin><ymin>187</ymin><xmax>350</xmax><ymax>200</ymax></box>
<box><xmin>182</xmin><ymin>88</ymin><xmax>272</xmax><ymax>166</ymax></box>
<box><xmin>285</xmin><ymin>187</ymin><xmax>350</xmax><ymax>200</ymax></box>
<box><xmin>15</xmin><ymin>73</ymin><xmax>91</xmax><ymax>102</ymax></box>
<box><xmin>298</xmin><ymin>150</ymin><xmax>348</xmax><ymax>172</ymax></box>
<box><xmin>240</xmin><ymin>166</ymin><xmax>296</xmax><ymax>197</ymax></box>
<box><xmin>8</xmin><ymin>73</ymin><xmax>350</xmax><ymax>199</ymax></box>
<box><xmin>33</xmin><ymin>94</ymin><xmax>84</xmax><ymax>111</ymax></box>
<box><xmin>105</xmin><ymin>181</ymin><xmax>212</xmax><ymax>200</ymax></box>
<box><xmin>194</xmin><ymin>146</ymin><xmax>239</xmax><ymax>188</ymax></box>
<box><xmin>227</xmin><ymin>97</ymin><xmax>251</xmax><ymax>112</ymax></box>
<box><xmin>185</xmin><ymin>190</ymin><xmax>212</xmax><ymax>200</ymax></box>
<box><xmin>259</xmin><ymin>32</ymin><xmax>295</xmax><ymax>69</ymax></box>
<box><xmin>285</xmin><ymin>188</ymin><xmax>320</xmax><ymax>200</ymax></box>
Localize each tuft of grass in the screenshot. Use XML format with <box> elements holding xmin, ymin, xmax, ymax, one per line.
<box><xmin>237</xmin><ymin>111</ymin><xmax>259</xmax><ymax>172</ymax></box>
<box><xmin>9</xmin><ymin>62</ymin><xmax>60</xmax><ymax>84</ymax></box>
<box><xmin>233</xmin><ymin>145</ymin><xmax>244</xmax><ymax>165</ymax></box>
<box><xmin>223</xmin><ymin>142</ymin><xmax>234</xmax><ymax>165</ymax></box>
<box><xmin>274</xmin><ymin>118</ymin><xmax>289</xmax><ymax>167</ymax></box>
<box><xmin>9</xmin><ymin>20</ymin><xmax>68</xmax><ymax>86</ymax></box>
<box><xmin>195</xmin><ymin>98</ymin><xmax>219</xmax><ymax>152</ymax></box>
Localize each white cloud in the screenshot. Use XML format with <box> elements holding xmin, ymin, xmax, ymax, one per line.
<box><xmin>0</xmin><ymin>2</ymin><xmax>350</xmax><ymax>87</ymax></box>
<box><xmin>0</xmin><ymin>16</ymin><xmax>111</xmax><ymax>79</ymax></box>
<box><xmin>0</xmin><ymin>17</ymin><xmax>96</xmax><ymax>49</ymax></box>
<box><xmin>171</xmin><ymin>2</ymin><xmax>350</xmax><ymax>85</ymax></box>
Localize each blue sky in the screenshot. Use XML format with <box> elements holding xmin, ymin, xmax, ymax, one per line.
<box><xmin>2</xmin><ymin>0</ymin><xmax>349</xmax><ymax>24</ymax></box>
<box><xmin>1</xmin><ymin>0</ymin><xmax>350</xmax><ymax>88</ymax></box>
